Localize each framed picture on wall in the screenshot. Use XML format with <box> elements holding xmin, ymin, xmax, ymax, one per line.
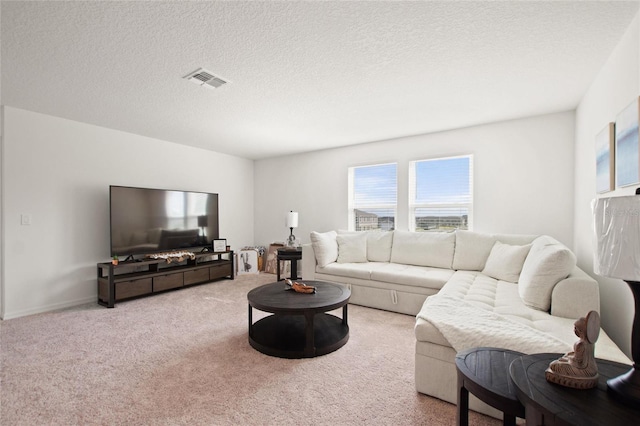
<box><xmin>596</xmin><ymin>122</ymin><xmax>615</xmax><ymax>193</ymax></box>
<box><xmin>615</xmin><ymin>97</ymin><xmax>640</xmax><ymax>187</ymax></box>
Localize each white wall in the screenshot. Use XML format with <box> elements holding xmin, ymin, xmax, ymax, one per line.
<box><xmin>1</xmin><ymin>107</ymin><xmax>255</xmax><ymax>319</ymax></box>
<box><xmin>574</xmin><ymin>14</ymin><xmax>640</xmax><ymax>357</ymax></box>
<box><xmin>254</xmin><ymin>111</ymin><xmax>576</xmax><ymax>249</ymax></box>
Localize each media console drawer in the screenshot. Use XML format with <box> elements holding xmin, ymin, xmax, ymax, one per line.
<box><xmin>210</xmin><ymin>263</ymin><xmax>231</xmax><ymax>280</ymax></box>
<box><xmin>116</xmin><ymin>278</ymin><xmax>152</xmax><ymax>300</ymax></box>
<box><xmin>184</xmin><ymin>268</ymin><xmax>210</xmax><ymax>285</ymax></box>
<box><xmin>153</xmin><ymin>273</ymin><xmax>184</xmax><ymax>292</ymax></box>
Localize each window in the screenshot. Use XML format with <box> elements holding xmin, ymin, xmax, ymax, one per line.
<box><xmin>348</xmin><ymin>163</ymin><xmax>397</xmax><ymax>231</ymax></box>
<box><xmin>409</xmin><ymin>155</ymin><xmax>473</xmax><ymax>232</ymax></box>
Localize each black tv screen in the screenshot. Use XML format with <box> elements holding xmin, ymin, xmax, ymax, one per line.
<box><xmin>110</xmin><ymin>186</ymin><xmax>219</xmax><ymax>257</ymax></box>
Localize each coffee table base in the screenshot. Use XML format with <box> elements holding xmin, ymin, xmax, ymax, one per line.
<box><xmin>249</xmin><ymin>313</ymin><xmax>349</xmax><ymax>359</ymax></box>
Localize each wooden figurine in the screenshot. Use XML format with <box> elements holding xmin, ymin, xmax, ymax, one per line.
<box><xmin>545</xmin><ymin>310</ymin><xmax>600</xmax><ymax>389</ymax></box>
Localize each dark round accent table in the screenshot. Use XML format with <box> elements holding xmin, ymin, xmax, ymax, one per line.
<box><xmin>456</xmin><ymin>347</ymin><xmax>525</xmax><ymax>426</ymax></box>
<box><xmin>509</xmin><ymin>353</ymin><xmax>640</xmax><ymax>425</ymax></box>
<box><xmin>276</xmin><ymin>247</ymin><xmax>302</xmax><ymax>281</ymax></box>
<box><xmin>247</xmin><ymin>281</ymin><xmax>350</xmax><ymax>358</ymax></box>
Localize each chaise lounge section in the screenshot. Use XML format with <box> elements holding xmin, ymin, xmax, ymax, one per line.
<box><xmin>302</xmin><ymin>229</ymin><xmax>632</xmax><ymax>418</ymax></box>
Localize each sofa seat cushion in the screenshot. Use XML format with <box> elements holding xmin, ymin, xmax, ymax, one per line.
<box><xmin>415</xmin><ymin>317</ymin><xmax>451</xmax><ymax>347</ymax></box>
<box><xmin>417</xmin><ymin>271</ymin><xmax>575</xmax><ymax>345</ymax></box>
<box><xmin>439</xmin><ymin>271</ymin><xmax>561</xmax><ymax>326</ymax></box>
<box><xmin>438</xmin><ymin>271</ymin><xmax>501</xmax><ymax>308</ymax></box>
<box><xmin>316</xmin><ymin>262</ymin><xmax>376</xmax><ymax>280</ymax></box>
<box><xmin>415</xmin><ymin>270</ymin><xmax>632</xmax><ymax>364</ymax></box>
<box><xmin>370</xmin><ymin>263</ymin><xmax>453</xmax><ymax>290</ymax></box>
<box><xmin>317</xmin><ymin>262</ymin><xmax>452</xmax><ymax>291</ymax></box>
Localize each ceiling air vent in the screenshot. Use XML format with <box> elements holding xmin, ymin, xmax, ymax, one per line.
<box><xmin>183</xmin><ymin>68</ymin><xmax>228</xmax><ymax>89</ymax></box>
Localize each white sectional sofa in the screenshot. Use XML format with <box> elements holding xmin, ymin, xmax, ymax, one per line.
<box><xmin>301</xmin><ymin>229</ymin><xmax>632</xmax><ymax>418</ymax></box>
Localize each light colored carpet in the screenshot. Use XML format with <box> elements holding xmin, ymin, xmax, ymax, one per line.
<box><xmin>0</xmin><ymin>273</ymin><xmax>500</xmax><ymax>425</ymax></box>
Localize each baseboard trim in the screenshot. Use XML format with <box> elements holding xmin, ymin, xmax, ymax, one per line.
<box><xmin>1</xmin><ymin>295</ymin><xmax>96</xmax><ymax>320</ymax></box>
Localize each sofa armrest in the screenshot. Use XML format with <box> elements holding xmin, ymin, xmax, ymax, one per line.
<box><xmin>302</xmin><ymin>244</ymin><xmax>317</xmax><ymax>280</ymax></box>
<box><xmin>550</xmin><ymin>266</ymin><xmax>600</xmax><ymax>319</ymax></box>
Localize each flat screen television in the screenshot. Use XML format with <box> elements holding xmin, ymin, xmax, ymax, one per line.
<box><xmin>110</xmin><ymin>185</ymin><xmax>219</xmax><ymax>258</ymax></box>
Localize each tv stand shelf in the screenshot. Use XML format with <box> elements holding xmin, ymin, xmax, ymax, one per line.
<box><xmin>96</xmin><ymin>251</ymin><xmax>234</xmax><ymax>308</ymax></box>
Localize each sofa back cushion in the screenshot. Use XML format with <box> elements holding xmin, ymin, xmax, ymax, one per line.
<box><xmin>390</xmin><ymin>230</ymin><xmax>455</xmax><ymax>268</ymax></box>
<box><xmin>493</xmin><ymin>234</ymin><xmax>538</xmax><ymax>246</ymax></box>
<box><xmin>452</xmin><ymin>230</ymin><xmax>497</xmax><ymax>271</ymax></box>
<box><xmin>519</xmin><ymin>236</ymin><xmax>576</xmax><ymax>311</ymax></box>
<box><xmin>452</xmin><ymin>231</ymin><xmax>538</xmax><ymax>272</ymax></box>
<box><xmin>336</xmin><ymin>233</ymin><xmax>368</xmax><ymax>263</ymax></box>
<box><xmin>482</xmin><ymin>241</ymin><xmax>532</xmax><ymax>283</ymax></box>
<box><xmin>366</xmin><ymin>231</ymin><xmax>394</xmax><ymax>262</ymax></box>
<box><xmin>310</xmin><ymin>231</ymin><xmax>338</xmax><ymax>267</ymax></box>
<box><xmin>337</xmin><ymin>230</ymin><xmax>394</xmax><ymax>262</ymax></box>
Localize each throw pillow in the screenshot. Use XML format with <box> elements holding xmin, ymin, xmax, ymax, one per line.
<box><xmin>336</xmin><ymin>233</ymin><xmax>368</xmax><ymax>263</ymax></box>
<box><xmin>310</xmin><ymin>231</ymin><xmax>338</xmax><ymax>267</ymax></box>
<box><xmin>519</xmin><ymin>236</ymin><xmax>576</xmax><ymax>311</ymax></box>
<box><xmin>451</xmin><ymin>230</ymin><xmax>497</xmax><ymax>271</ymax></box>
<box><xmin>482</xmin><ymin>241</ymin><xmax>532</xmax><ymax>283</ymax></box>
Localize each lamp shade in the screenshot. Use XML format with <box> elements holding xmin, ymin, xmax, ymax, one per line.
<box><xmin>286</xmin><ymin>211</ymin><xmax>299</xmax><ymax>229</ymax></box>
<box><xmin>593</xmin><ymin>195</ymin><xmax>640</xmax><ymax>280</ymax></box>
<box><xmin>593</xmin><ymin>194</ymin><xmax>640</xmax><ymax>406</ymax></box>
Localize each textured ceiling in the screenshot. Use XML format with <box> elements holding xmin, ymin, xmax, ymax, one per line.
<box><xmin>2</xmin><ymin>1</ymin><xmax>639</xmax><ymax>160</ymax></box>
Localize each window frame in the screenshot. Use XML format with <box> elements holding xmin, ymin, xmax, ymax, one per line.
<box><xmin>408</xmin><ymin>154</ymin><xmax>473</xmax><ymax>232</ymax></box>
<box><xmin>347</xmin><ymin>162</ymin><xmax>398</xmax><ymax>231</ymax></box>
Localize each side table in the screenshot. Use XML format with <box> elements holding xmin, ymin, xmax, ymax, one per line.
<box><xmin>455</xmin><ymin>347</ymin><xmax>525</xmax><ymax>426</ymax></box>
<box><xmin>277</xmin><ymin>247</ymin><xmax>302</xmax><ymax>281</ymax></box>
<box><xmin>509</xmin><ymin>353</ymin><xmax>640</xmax><ymax>425</ymax></box>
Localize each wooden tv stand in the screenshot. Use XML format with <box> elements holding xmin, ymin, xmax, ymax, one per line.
<box><xmin>96</xmin><ymin>251</ymin><xmax>234</xmax><ymax>308</ymax></box>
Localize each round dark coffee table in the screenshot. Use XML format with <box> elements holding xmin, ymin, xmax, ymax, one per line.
<box><xmin>247</xmin><ymin>280</ymin><xmax>350</xmax><ymax>358</ymax></box>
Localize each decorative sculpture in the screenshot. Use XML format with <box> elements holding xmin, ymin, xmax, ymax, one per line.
<box><xmin>285</xmin><ymin>279</ymin><xmax>316</xmax><ymax>294</ymax></box>
<box><xmin>545</xmin><ymin>310</ymin><xmax>600</xmax><ymax>389</ymax></box>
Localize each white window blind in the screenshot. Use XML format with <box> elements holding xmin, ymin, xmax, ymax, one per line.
<box><xmin>348</xmin><ymin>163</ymin><xmax>397</xmax><ymax>231</ymax></box>
<box><xmin>409</xmin><ymin>155</ymin><xmax>473</xmax><ymax>232</ymax></box>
